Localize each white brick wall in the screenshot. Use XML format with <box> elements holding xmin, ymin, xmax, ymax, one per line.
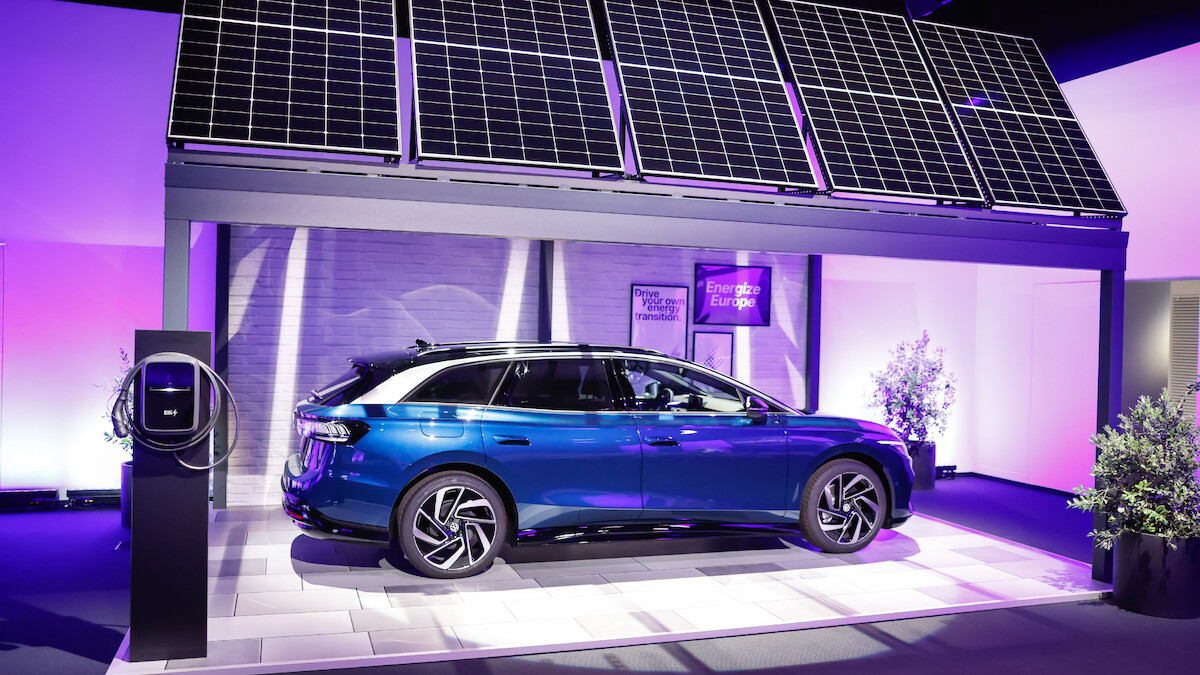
<box><xmin>557</xmin><ymin>242</ymin><xmax>810</xmax><ymax>408</ymax></box>
<box><xmin>225</xmin><ymin>228</ymin><xmax>809</xmax><ymax>506</ymax></box>
<box><xmin>226</xmin><ymin>227</ymin><xmax>539</xmax><ymax>505</ymax></box>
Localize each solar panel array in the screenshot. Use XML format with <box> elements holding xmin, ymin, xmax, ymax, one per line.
<box><xmin>604</xmin><ymin>0</ymin><xmax>819</xmax><ymax>189</ymax></box>
<box><xmin>768</xmin><ymin>1</ymin><xmax>983</xmax><ymax>203</ymax></box>
<box><xmin>168</xmin><ymin>0</ymin><xmax>401</xmax><ymax>155</ymax></box>
<box><xmin>915</xmin><ymin>21</ymin><xmax>1126</xmax><ymax>215</ymax></box>
<box><xmin>165</xmin><ymin>1</ymin><xmax>1123</xmax><ymax>218</ymax></box>
<box><xmin>409</xmin><ymin>0</ymin><xmax>624</xmax><ymax>171</ymax></box>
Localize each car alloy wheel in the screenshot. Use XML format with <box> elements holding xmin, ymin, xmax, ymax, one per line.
<box><xmin>799</xmin><ymin>458</ymin><xmax>885</xmax><ymax>553</ymax></box>
<box><xmin>397</xmin><ymin>471</ymin><xmax>507</xmax><ymax>578</ymax></box>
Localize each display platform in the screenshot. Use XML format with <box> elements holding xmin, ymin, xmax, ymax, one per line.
<box><xmin>107</xmin><ymin>505</ymin><xmax>1108</xmax><ymax>674</ymax></box>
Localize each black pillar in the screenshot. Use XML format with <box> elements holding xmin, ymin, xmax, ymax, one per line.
<box><xmin>1094</xmin><ymin>268</ymin><xmax>1125</xmax><ymax>582</ymax></box>
<box><xmin>538</xmin><ymin>240</ymin><xmax>555</xmax><ymax>342</ymax></box>
<box><xmin>130</xmin><ymin>330</ymin><xmax>211</xmax><ymax>661</ymax></box>
<box><xmin>805</xmin><ymin>255</ymin><xmax>822</xmax><ymax>412</ymax></box>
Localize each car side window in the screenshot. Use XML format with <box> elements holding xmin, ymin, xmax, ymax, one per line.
<box><xmin>405</xmin><ymin>361</ymin><xmax>509</xmax><ymax>405</ymax></box>
<box><xmin>503</xmin><ymin>358</ymin><xmax>615</xmax><ymax>411</ymax></box>
<box><xmin>618</xmin><ymin>360</ymin><xmax>745</xmax><ymax>413</ymax></box>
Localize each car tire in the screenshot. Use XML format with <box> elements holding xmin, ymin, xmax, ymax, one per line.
<box><xmin>396</xmin><ymin>471</ymin><xmax>508</xmax><ymax>579</ymax></box>
<box><xmin>799</xmin><ymin>458</ymin><xmax>886</xmax><ymax>554</ymax></box>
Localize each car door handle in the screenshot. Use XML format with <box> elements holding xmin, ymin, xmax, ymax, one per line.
<box><xmin>645</xmin><ymin>437</ymin><xmax>679</xmax><ymax>446</ymax></box>
<box><xmin>492</xmin><ymin>435</ymin><xmax>531</xmax><ymax>446</ymax></box>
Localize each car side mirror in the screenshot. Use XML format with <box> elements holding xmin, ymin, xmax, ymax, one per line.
<box><xmin>746</xmin><ymin>396</ymin><xmax>769</xmax><ymax>423</ymax></box>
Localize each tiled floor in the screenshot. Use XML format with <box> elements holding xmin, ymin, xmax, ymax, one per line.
<box><xmin>106</xmin><ymin>506</ymin><xmax>1108</xmax><ymax>674</ymax></box>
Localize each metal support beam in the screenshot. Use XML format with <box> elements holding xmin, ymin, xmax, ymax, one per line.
<box><xmin>163</xmin><ymin>218</ymin><xmax>190</xmax><ymax>330</ymax></box>
<box><xmin>538</xmin><ymin>240</ymin><xmax>554</xmax><ymax>342</ymax></box>
<box><xmin>1093</xmin><ymin>267</ymin><xmax>1125</xmax><ymax>582</ymax></box>
<box><xmin>212</xmin><ymin>224</ymin><xmax>231</xmax><ymax>510</ymax></box>
<box><xmin>805</xmin><ymin>255</ymin><xmax>822</xmax><ymax>412</ymax></box>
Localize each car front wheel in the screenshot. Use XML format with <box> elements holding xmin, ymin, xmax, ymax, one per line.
<box><xmin>396</xmin><ymin>471</ymin><xmax>507</xmax><ymax>578</ymax></box>
<box><xmin>799</xmin><ymin>458</ymin><xmax>886</xmax><ymax>553</ymax></box>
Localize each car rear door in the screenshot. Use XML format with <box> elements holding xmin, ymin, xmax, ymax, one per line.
<box><xmin>481</xmin><ymin>357</ymin><xmax>642</xmax><ymax>528</ymax></box>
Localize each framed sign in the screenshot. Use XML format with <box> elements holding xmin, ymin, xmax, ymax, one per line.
<box><xmin>630</xmin><ymin>284</ymin><xmax>688</xmax><ymax>358</ymax></box>
<box><xmin>693</xmin><ymin>331</ymin><xmax>733</xmax><ymax>376</ymax></box>
<box><xmin>694</xmin><ymin>264</ymin><xmax>771</xmax><ymax>326</ymax></box>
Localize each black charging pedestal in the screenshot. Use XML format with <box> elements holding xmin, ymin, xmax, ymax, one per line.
<box><xmin>130</xmin><ymin>330</ymin><xmax>211</xmax><ymax>661</ymax></box>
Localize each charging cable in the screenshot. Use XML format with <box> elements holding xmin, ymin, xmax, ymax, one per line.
<box><xmin>111</xmin><ymin>352</ymin><xmax>240</xmax><ymax>471</ymax></box>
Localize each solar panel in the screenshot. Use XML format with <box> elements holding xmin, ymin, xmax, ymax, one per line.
<box><xmin>410</xmin><ymin>0</ymin><xmax>624</xmax><ymax>172</ymax></box>
<box><xmin>168</xmin><ymin>0</ymin><xmax>402</xmax><ymax>155</ymax></box>
<box><xmin>915</xmin><ymin>21</ymin><xmax>1126</xmax><ymax>215</ymax></box>
<box><xmin>767</xmin><ymin>1</ymin><xmax>983</xmax><ymax>202</ymax></box>
<box><xmin>604</xmin><ymin>0</ymin><xmax>818</xmax><ymax>189</ymax></box>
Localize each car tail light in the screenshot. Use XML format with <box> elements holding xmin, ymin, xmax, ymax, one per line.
<box><xmin>295</xmin><ymin>416</ymin><xmax>365</xmax><ymax>444</ymax></box>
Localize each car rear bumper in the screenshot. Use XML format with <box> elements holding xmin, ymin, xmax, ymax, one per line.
<box><xmin>281</xmin><ymin>488</ymin><xmax>389</xmax><ymax>545</ymax></box>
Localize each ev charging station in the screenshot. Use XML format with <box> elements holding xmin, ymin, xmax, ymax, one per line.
<box><xmin>114</xmin><ymin>329</ymin><xmax>239</xmax><ymax>662</ymax></box>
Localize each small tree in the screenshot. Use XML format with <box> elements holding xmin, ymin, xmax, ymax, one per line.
<box><xmin>1070</xmin><ymin>386</ymin><xmax>1200</xmax><ymax>549</ymax></box>
<box><xmin>868</xmin><ymin>331</ymin><xmax>956</xmax><ymax>444</ymax></box>
<box><xmin>98</xmin><ymin>347</ymin><xmax>134</xmax><ymax>458</ymax></box>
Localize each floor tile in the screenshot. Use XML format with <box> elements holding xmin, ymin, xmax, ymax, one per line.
<box><xmin>358</xmin><ymin>587</ymin><xmax>394</xmax><ymax>609</ymax></box>
<box><xmin>302</xmin><ymin>570</ymin><xmax>423</xmax><ymax>590</ymax></box>
<box><xmin>576</xmin><ymin>610</ymin><xmax>695</xmax><ymax>639</ymax></box>
<box><xmin>616</xmin><ymin>586</ymin><xmax>740</xmax><ymax>612</ymax></box>
<box><xmin>504</xmin><ymin>594</ymin><xmax>630</xmax><ymax>621</ymax></box>
<box><xmin>675</xmin><ymin>603</ymin><xmax>785</xmax><ymax>631</ymax></box>
<box><xmin>207</xmin><ymin>593</ymin><xmax>237</xmax><ymax>618</ymax></box>
<box><xmin>369</xmin><ymin>627</ymin><xmax>462</xmax><ymax>655</ymax></box>
<box><xmin>511</xmin><ymin>558</ymin><xmax>648</xmax><ymax>579</ymax></box>
<box><xmin>453</xmin><ymin>618</ymin><xmax>592</xmax><ymax>649</ymax></box>
<box><xmin>260</xmin><ymin>632</ymin><xmax>374</xmax><ymax>662</ymax></box>
<box><xmin>932</xmin><ymin>564</ymin><xmax>1023</xmax><ymax>584</ymax></box>
<box><xmin>695</xmin><ymin>562</ymin><xmax>786</xmax><ymax>579</ymax></box>
<box><xmin>208</xmin><ymin>611</ymin><xmax>353</xmax><ymax>641</ymax></box>
<box><xmin>245</xmin><ymin>530</ymin><xmax>304</xmax><ymax>546</ymax></box>
<box><xmin>952</xmin><ymin>545</ymin><xmax>1036</xmax><ymax>563</ymax></box>
<box><xmin>265</xmin><ymin>558</ymin><xmax>351</xmax><ymax>576</ymax></box>
<box><xmin>826</xmin><ymin>588</ymin><xmax>950</xmax><ymax>616</ymax></box>
<box><xmin>758</xmin><ymin>596</ymin><xmax>852</xmax><ymax>622</ymax></box>
<box><xmin>846</xmin><ymin>569</ymin><xmax>968</xmax><ymax>593</ymax></box>
<box><xmin>164</xmin><ymin>638</ymin><xmax>261</xmax><ymax>670</ymax></box>
<box><xmin>915</xmin><ymin>584</ymin><xmax>1009</xmax><ymax>605</ymax></box>
<box><xmin>349</xmin><ymin>603</ymin><xmax>514</xmax><ymax>632</ymax></box>
<box><xmin>208</xmin><ymin>557</ymin><xmax>267</xmax><ymax>577</ymax></box>
<box><xmin>233</xmin><ymin>588</ymin><xmax>362</xmax><ymax>616</ymax></box>
<box><xmin>973</xmin><ymin>577</ymin><xmax>1068</xmax><ymax>600</ymax></box>
<box><xmin>209</xmin><ymin>573</ymin><xmax>302</xmax><ymax>594</ymax></box>
<box><xmin>535</xmin><ymin>574</ymin><xmax>621</xmax><ymax>597</ymax></box>
<box><xmin>718</xmin><ymin>580</ymin><xmax>810</xmax><ymax>603</ymax></box>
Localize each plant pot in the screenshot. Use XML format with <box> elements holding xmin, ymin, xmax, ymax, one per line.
<box><xmin>120</xmin><ymin>460</ymin><xmax>133</xmax><ymax>529</ymax></box>
<box><xmin>1113</xmin><ymin>531</ymin><xmax>1200</xmax><ymax>619</ymax></box>
<box><xmin>908</xmin><ymin>441</ymin><xmax>936</xmax><ymax>491</ymax></box>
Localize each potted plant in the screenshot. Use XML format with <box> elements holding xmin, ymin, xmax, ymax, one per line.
<box><xmin>1070</xmin><ymin>383</ymin><xmax>1200</xmax><ymax>618</ymax></box>
<box><xmin>868</xmin><ymin>330</ymin><xmax>956</xmax><ymax>490</ymax></box>
<box><xmin>99</xmin><ymin>348</ymin><xmax>134</xmax><ymax>528</ymax></box>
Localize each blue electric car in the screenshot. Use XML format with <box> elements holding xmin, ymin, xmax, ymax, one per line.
<box><xmin>282</xmin><ymin>342</ymin><xmax>914</xmax><ymax>578</ymax></box>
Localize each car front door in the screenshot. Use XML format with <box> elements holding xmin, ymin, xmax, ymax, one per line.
<box><xmin>481</xmin><ymin>357</ymin><xmax>642</xmax><ymax>529</ymax></box>
<box><xmin>617</xmin><ymin>359</ymin><xmax>790</xmax><ymax>521</ymax></box>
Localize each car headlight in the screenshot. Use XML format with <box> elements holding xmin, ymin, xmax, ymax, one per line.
<box><xmin>878</xmin><ymin>439</ymin><xmax>913</xmax><ymax>467</ymax></box>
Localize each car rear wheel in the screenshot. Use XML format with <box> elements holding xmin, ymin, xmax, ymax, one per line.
<box><xmin>799</xmin><ymin>459</ymin><xmax>886</xmax><ymax>553</ymax></box>
<box><xmin>396</xmin><ymin>471</ymin><xmax>507</xmax><ymax>579</ymax></box>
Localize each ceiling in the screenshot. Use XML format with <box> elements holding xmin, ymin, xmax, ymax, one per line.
<box><xmin>65</xmin><ymin>0</ymin><xmax>1200</xmax><ymax>82</ymax></box>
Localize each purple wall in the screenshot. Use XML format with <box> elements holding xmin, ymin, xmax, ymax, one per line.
<box><xmin>0</xmin><ymin>0</ymin><xmax>179</xmax><ymax>490</ymax></box>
